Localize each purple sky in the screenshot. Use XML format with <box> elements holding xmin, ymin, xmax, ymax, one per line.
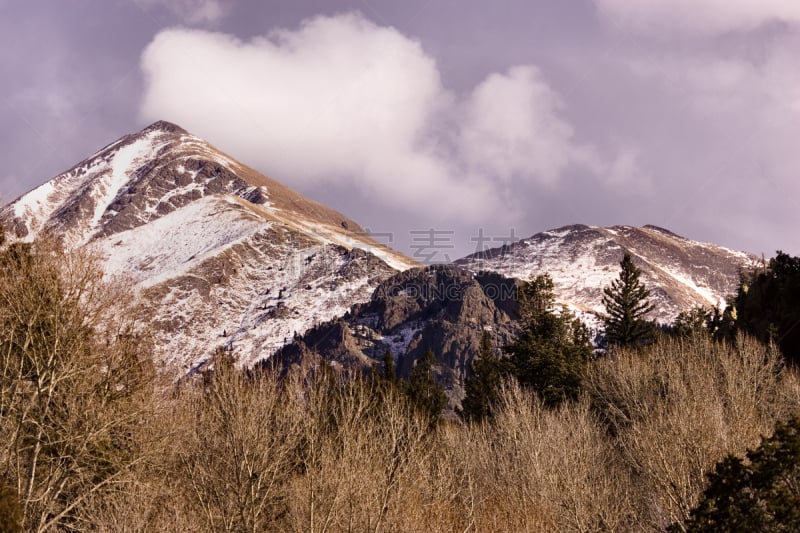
<box><xmin>1</xmin><ymin>1</ymin><xmax>798</xmax><ymax>261</ymax></box>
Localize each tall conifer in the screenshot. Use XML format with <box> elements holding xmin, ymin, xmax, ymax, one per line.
<box><xmin>460</xmin><ymin>330</ymin><xmax>504</xmax><ymax>422</ymax></box>
<box><xmin>602</xmin><ymin>253</ymin><xmax>655</xmax><ymax>347</ymax></box>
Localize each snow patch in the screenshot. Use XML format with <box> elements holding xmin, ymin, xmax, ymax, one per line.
<box><xmin>99</xmin><ymin>194</ymin><xmax>265</xmax><ymax>287</ymax></box>
<box><xmin>88</xmin><ymin>132</ymin><xmax>162</xmax><ymax>232</ymax></box>
<box><xmin>380</xmin><ymin>322</ymin><xmax>424</xmax><ymax>357</ymax></box>
<box><xmin>13</xmin><ymin>180</ymin><xmax>56</xmax><ymax>221</ymax></box>
<box><xmin>294</xmin><ymin>221</ymin><xmax>416</xmax><ymax>272</ymax></box>
<box><xmin>657</xmin><ymin>266</ymin><xmax>719</xmax><ymax>306</ymax></box>
<box><xmin>225</xmin><ymin>245</ymin><xmax>381</xmax><ymax>366</ymax></box>
<box><xmin>543</xmin><ymin>228</ymin><xmax>573</xmax><ymax>238</ymax></box>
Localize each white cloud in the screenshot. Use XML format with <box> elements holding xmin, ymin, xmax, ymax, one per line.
<box><xmin>459</xmin><ymin>66</ymin><xmax>579</xmax><ymax>186</ymax></box>
<box><xmin>140</xmin><ymin>13</ymin><xmax>605</xmax><ymax>223</ymax></box>
<box><xmin>133</xmin><ymin>0</ymin><xmax>226</xmax><ymax>26</ymax></box>
<box><xmin>594</xmin><ymin>0</ymin><xmax>800</xmax><ymax>34</ymax></box>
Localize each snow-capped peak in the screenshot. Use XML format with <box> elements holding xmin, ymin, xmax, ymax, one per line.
<box><xmin>456</xmin><ymin>223</ymin><xmax>755</xmax><ymax>327</ymax></box>
<box><xmin>1</xmin><ymin>121</ymin><xmax>418</xmax><ymax>373</ymax></box>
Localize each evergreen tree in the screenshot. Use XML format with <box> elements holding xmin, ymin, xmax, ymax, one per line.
<box><xmin>676</xmin><ymin>417</ymin><xmax>800</xmax><ymax>532</ymax></box>
<box><xmin>707</xmin><ymin>305</ymin><xmax>737</xmax><ymax>342</ymax></box>
<box><xmin>667</xmin><ymin>306</ymin><xmax>712</xmax><ymax>338</ymax></box>
<box><xmin>733</xmin><ymin>251</ymin><xmax>800</xmax><ymax>363</ymax></box>
<box><xmin>460</xmin><ymin>330</ymin><xmax>505</xmax><ymax>422</ymax></box>
<box><xmin>406</xmin><ymin>349</ymin><xmax>447</xmax><ymax>427</ymax></box>
<box><xmin>371</xmin><ymin>349</ymin><xmax>401</xmax><ymax>401</ymax></box>
<box><xmin>505</xmin><ymin>274</ymin><xmax>593</xmax><ymax>406</ymax></box>
<box><xmin>380</xmin><ymin>349</ymin><xmax>398</xmax><ymax>386</ymax></box>
<box><xmin>602</xmin><ymin>253</ymin><xmax>655</xmax><ymax>347</ymax></box>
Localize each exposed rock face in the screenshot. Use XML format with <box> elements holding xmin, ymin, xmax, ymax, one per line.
<box><xmin>1</xmin><ymin>121</ymin><xmax>417</xmax><ymax>373</ymax></box>
<box><xmin>273</xmin><ymin>266</ymin><xmax>522</xmax><ymax>404</ymax></box>
<box><xmin>455</xmin><ymin>224</ymin><xmax>756</xmax><ymax>327</ymax></box>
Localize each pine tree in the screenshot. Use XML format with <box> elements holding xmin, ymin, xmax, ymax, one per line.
<box><xmin>707</xmin><ymin>305</ymin><xmax>737</xmax><ymax>342</ymax></box>
<box><xmin>668</xmin><ymin>306</ymin><xmax>712</xmax><ymax>338</ymax></box>
<box><xmin>733</xmin><ymin>251</ymin><xmax>800</xmax><ymax>363</ymax></box>
<box><xmin>460</xmin><ymin>330</ymin><xmax>505</xmax><ymax>422</ymax></box>
<box><xmin>676</xmin><ymin>417</ymin><xmax>800</xmax><ymax>532</ymax></box>
<box><xmin>380</xmin><ymin>349</ymin><xmax>398</xmax><ymax>386</ymax></box>
<box><xmin>406</xmin><ymin>349</ymin><xmax>447</xmax><ymax>427</ymax></box>
<box><xmin>602</xmin><ymin>253</ymin><xmax>655</xmax><ymax>347</ymax></box>
<box><xmin>505</xmin><ymin>274</ymin><xmax>593</xmax><ymax>406</ymax></box>
<box><xmin>371</xmin><ymin>349</ymin><xmax>401</xmax><ymax>400</ymax></box>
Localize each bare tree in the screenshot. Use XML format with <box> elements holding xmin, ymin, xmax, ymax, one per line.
<box><xmin>171</xmin><ymin>356</ymin><xmax>302</xmax><ymax>533</ymax></box>
<box><xmin>0</xmin><ymin>237</ymin><xmax>155</xmax><ymax>532</ymax></box>
<box><xmin>284</xmin><ymin>372</ymin><xmax>430</xmax><ymax>533</ymax></box>
<box><xmin>584</xmin><ymin>333</ymin><xmax>796</xmax><ymax>530</ymax></box>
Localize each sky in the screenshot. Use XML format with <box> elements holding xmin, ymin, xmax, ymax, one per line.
<box><xmin>1</xmin><ymin>1</ymin><xmax>798</xmax><ymax>261</ymax></box>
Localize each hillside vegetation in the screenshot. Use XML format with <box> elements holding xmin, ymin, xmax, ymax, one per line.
<box><xmin>1</xmin><ymin>234</ymin><xmax>799</xmax><ymax>532</ymax></box>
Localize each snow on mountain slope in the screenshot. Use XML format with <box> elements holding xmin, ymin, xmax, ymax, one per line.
<box><xmin>10</xmin><ymin>128</ymin><xmax>172</xmax><ymax>245</ymax></box>
<box><xmin>222</xmin><ymin>244</ymin><xmax>389</xmax><ymax>366</ymax></box>
<box><xmin>455</xmin><ymin>224</ymin><xmax>756</xmax><ymax>327</ymax></box>
<box><xmin>1</xmin><ymin>121</ymin><xmax>417</xmax><ymax>372</ymax></box>
<box><xmin>100</xmin><ymin>194</ymin><xmax>266</xmax><ymax>287</ymax></box>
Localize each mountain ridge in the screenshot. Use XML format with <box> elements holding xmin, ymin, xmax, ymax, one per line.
<box><xmin>1</xmin><ymin>122</ymin><xmax>756</xmax><ymax>379</ymax></box>
<box><xmin>456</xmin><ymin>223</ymin><xmax>755</xmax><ymax>325</ymax></box>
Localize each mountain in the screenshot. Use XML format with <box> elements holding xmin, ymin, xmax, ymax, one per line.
<box><xmin>455</xmin><ymin>224</ymin><xmax>756</xmax><ymax>327</ymax></box>
<box><xmin>1</xmin><ymin>121</ymin><xmax>417</xmax><ymax>372</ymax></box>
<box><xmin>2</xmin><ymin>122</ymin><xmax>757</xmax><ymax>389</ymax></box>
